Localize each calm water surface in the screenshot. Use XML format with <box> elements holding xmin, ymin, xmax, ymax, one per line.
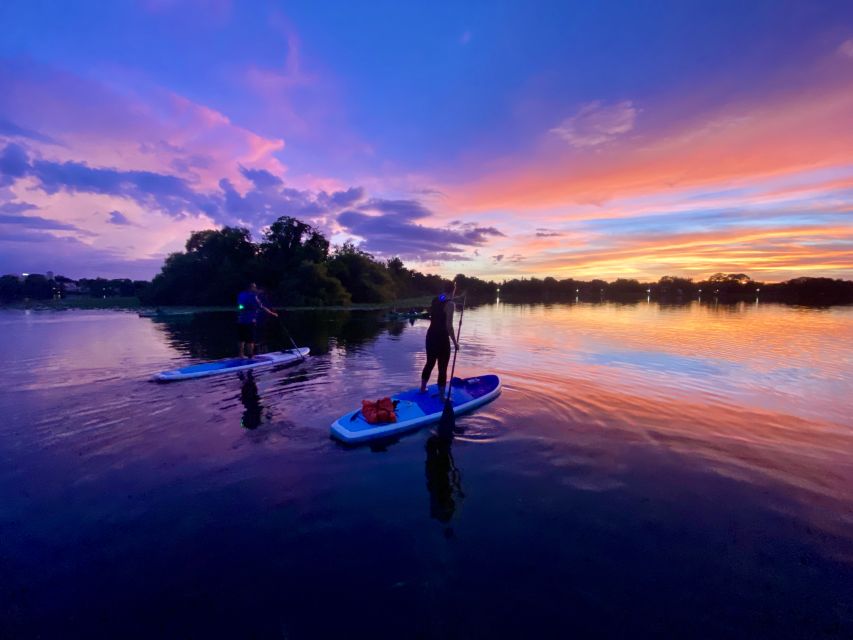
<box><xmin>1</xmin><ymin>301</ymin><xmax>852</xmax><ymax>638</ymax></box>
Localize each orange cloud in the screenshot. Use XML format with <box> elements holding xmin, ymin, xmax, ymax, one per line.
<box><xmin>513</xmin><ymin>224</ymin><xmax>853</xmax><ymax>280</ymax></box>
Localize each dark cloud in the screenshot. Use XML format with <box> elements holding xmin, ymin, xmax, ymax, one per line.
<box><xmin>0</xmin><ymin>212</ymin><xmax>82</xmax><ymax>231</ymax></box>
<box><xmin>139</xmin><ymin>139</ymin><xmax>184</xmax><ymax>155</ymax></box>
<box><xmin>320</xmin><ymin>186</ymin><xmax>364</xmax><ymax>209</ymax></box>
<box><xmin>358</xmin><ymin>198</ymin><xmax>431</xmax><ymax>220</ymax></box>
<box><xmin>0</xmin><ymin>118</ymin><xmax>60</xmax><ymax>145</ymax></box>
<box><xmin>31</xmin><ymin>158</ymin><xmax>206</xmax><ymax>216</ymax></box>
<box><xmin>412</xmin><ymin>187</ymin><xmax>446</xmax><ymax>198</ymax></box>
<box><xmin>337</xmin><ymin>200</ymin><xmax>504</xmax><ymax>261</ymax></box>
<box><xmin>0</xmin><ymin>144</ymin><xmax>500</xmax><ymax>265</ymax></box>
<box><xmin>0</xmin><ymin>143</ymin><xmax>214</xmax><ymax>218</ymax></box>
<box><xmin>494</xmin><ymin>253</ymin><xmax>524</xmax><ymax>264</ymax></box>
<box><xmin>212</xmin><ymin>179</ymin><xmax>364</xmax><ymax>228</ymax></box>
<box><xmin>239</xmin><ymin>165</ymin><xmax>283</xmax><ymax>190</ymax></box>
<box><xmin>535</xmin><ymin>228</ymin><xmax>564</xmax><ymax>237</ymax></box>
<box><xmin>108</xmin><ymin>210</ymin><xmax>131</xmax><ymax>225</ymax></box>
<box><xmin>217</xmin><ymin>177</ymin><xmax>328</xmax><ymax>222</ymax></box>
<box><xmin>0</xmin><ymin>143</ymin><xmax>30</xmax><ymax>186</ymax></box>
<box><xmin>0</xmin><ymin>201</ymin><xmax>38</xmax><ymax>214</ymax></box>
<box><xmin>169</xmin><ymin>153</ymin><xmax>212</xmax><ymax>174</ymax></box>
<box><xmin>430</xmin><ymin>252</ymin><xmax>473</xmax><ymax>262</ymax></box>
<box><xmin>462</xmin><ymin>225</ymin><xmax>504</xmax><ymax>242</ymax></box>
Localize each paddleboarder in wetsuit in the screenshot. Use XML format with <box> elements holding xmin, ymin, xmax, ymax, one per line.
<box><xmin>237</xmin><ymin>283</ymin><xmax>278</xmax><ymax>358</ymax></box>
<box><xmin>420</xmin><ymin>281</ymin><xmax>459</xmax><ymax>398</ymax></box>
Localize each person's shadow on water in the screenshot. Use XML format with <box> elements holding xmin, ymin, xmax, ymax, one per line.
<box><xmin>239</xmin><ymin>371</ymin><xmax>263</xmax><ymax>430</ymax></box>
<box><xmin>425</xmin><ymin>423</ymin><xmax>465</xmax><ymax>536</ymax></box>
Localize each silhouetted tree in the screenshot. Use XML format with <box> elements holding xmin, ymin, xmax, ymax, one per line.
<box><xmin>327</xmin><ymin>242</ymin><xmax>395</xmax><ymax>303</ymax></box>
<box><xmin>0</xmin><ymin>275</ymin><xmax>23</xmax><ymax>301</ymax></box>
<box><xmin>23</xmin><ymin>274</ymin><xmax>53</xmax><ymax>299</ymax></box>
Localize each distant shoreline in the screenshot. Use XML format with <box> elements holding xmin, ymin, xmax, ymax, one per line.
<box><xmin>3</xmin><ymin>293</ymin><xmax>851</xmax><ymax>313</ymax></box>
<box><xmin>0</xmin><ymin>295</ymin><xmax>436</xmax><ymax>313</ymax></box>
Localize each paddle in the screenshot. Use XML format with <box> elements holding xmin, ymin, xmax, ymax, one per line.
<box><xmin>276</xmin><ymin>314</ymin><xmax>306</xmax><ymax>362</ymax></box>
<box><xmin>439</xmin><ymin>294</ymin><xmax>466</xmax><ymax>433</ymax></box>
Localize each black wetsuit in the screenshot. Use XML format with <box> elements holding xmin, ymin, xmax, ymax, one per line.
<box><xmin>422</xmin><ymin>296</ymin><xmax>452</xmax><ymax>388</ymax></box>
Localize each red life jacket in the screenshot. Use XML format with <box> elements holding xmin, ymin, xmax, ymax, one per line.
<box><xmin>361</xmin><ymin>397</ymin><xmax>397</xmax><ymax>424</ymax></box>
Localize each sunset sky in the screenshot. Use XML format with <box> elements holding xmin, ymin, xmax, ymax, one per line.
<box><xmin>1</xmin><ymin>0</ymin><xmax>851</xmax><ymax>281</ymax></box>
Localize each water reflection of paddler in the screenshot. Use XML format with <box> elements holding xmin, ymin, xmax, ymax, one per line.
<box><xmin>425</xmin><ymin>430</ymin><xmax>464</xmax><ymax>525</ymax></box>
<box><xmin>237</xmin><ymin>282</ymin><xmax>278</xmax><ymax>359</ymax></box>
<box><xmin>239</xmin><ymin>371</ymin><xmax>263</xmax><ymax>430</ymax></box>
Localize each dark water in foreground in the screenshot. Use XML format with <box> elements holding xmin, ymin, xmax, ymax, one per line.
<box><xmin>1</xmin><ymin>301</ymin><xmax>852</xmax><ymax>638</ymax></box>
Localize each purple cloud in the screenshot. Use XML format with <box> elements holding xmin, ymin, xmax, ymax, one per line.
<box><xmin>358</xmin><ymin>198</ymin><xmax>431</xmax><ymax>220</ymax></box>
<box><xmin>0</xmin><ymin>144</ymin><xmax>213</xmax><ymax>217</ymax></box>
<box><xmin>320</xmin><ymin>186</ymin><xmax>364</xmax><ymax>209</ymax></box>
<box><xmin>108</xmin><ymin>210</ymin><xmax>131</xmax><ymax>225</ymax></box>
<box><xmin>0</xmin><ymin>140</ymin><xmax>499</xmax><ymax>267</ymax></box>
<box><xmin>493</xmin><ymin>253</ymin><xmax>524</xmax><ymax>263</ymax></box>
<box><xmin>31</xmin><ymin>158</ymin><xmax>205</xmax><ymax>216</ymax></box>
<box><xmin>0</xmin><ymin>143</ymin><xmax>30</xmax><ymax>186</ymax></box>
<box><xmin>0</xmin><ymin>118</ymin><xmax>60</xmax><ymax>145</ymax></box>
<box><xmin>0</xmin><ymin>211</ymin><xmax>85</xmax><ymax>232</ymax></box>
<box><xmin>535</xmin><ymin>228</ymin><xmax>563</xmax><ymax>237</ymax></box>
<box><xmin>0</xmin><ymin>143</ymin><xmax>368</xmax><ymax>228</ymax></box>
<box><xmin>0</xmin><ymin>201</ymin><xmax>38</xmax><ymax>214</ymax></box>
<box><xmin>239</xmin><ymin>165</ymin><xmax>283</xmax><ymax>190</ymax></box>
<box><xmin>337</xmin><ymin>200</ymin><xmax>504</xmax><ymax>260</ymax></box>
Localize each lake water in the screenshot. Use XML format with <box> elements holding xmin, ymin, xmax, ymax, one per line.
<box><xmin>1</xmin><ymin>301</ymin><xmax>852</xmax><ymax>638</ymax></box>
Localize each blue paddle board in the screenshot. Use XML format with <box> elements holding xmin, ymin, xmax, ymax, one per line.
<box><xmin>153</xmin><ymin>347</ymin><xmax>309</xmax><ymax>381</ymax></box>
<box><xmin>330</xmin><ymin>374</ymin><xmax>501</xmax><ymax>443</ymax></box>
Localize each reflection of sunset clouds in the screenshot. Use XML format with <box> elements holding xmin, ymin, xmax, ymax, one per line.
<box><xmin>458</xmin><ymin>303</ymin><xmax>853</xmax><ymax>548</ymax></box>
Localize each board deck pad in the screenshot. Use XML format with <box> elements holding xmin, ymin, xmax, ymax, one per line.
<box><xmin>330</xmin><ymin>374</ymin><xmax>501</xmax><ymax>443</ymax></box>
<box><xmin>153</xmin><ymin>348</ymin><xmax>309</xmax><ymax>381</ymax></box>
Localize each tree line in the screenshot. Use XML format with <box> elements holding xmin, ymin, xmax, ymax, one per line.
<box><xmin>141</xmin><ymin>218</ymin><xmax>853</xmax><ymax>306</ymax></box>
<box><xmin>498</xmin><ymin>273</ymin><xmax>853</xmax><ymax>305</ymax></box>
<box><xmin>2</xmin><ymin>215</ymin><xmax>851</xmax><ymax>306</ymax></box>
<box><xmin>142</xmin><ymin>216</ymin><xmax>497</xmax><ymax>306</ymax></box>
<box><xmin>0</xmin><ymin>274</ymin><xmax>149</xmax><ymax>302</ymax></box>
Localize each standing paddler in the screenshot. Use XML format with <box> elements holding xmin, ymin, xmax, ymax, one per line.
<box><xmin>420</xmin><ymin>280</ymin><xmax>460</xmax><ymax>399</ymax></box>
<box><xmin>237</xmin><ymin>282</ymin><xmax>278</xmax><ymax>359</ymax></box>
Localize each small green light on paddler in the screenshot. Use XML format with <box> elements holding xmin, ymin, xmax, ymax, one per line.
<box><xmin>238</xmin><ymin>304</ymin><xmax>244</xmax><ymax>310</ymax></box>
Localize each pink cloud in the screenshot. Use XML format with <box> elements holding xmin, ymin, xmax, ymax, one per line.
<box><xmin>0</xmin><ymin>60</ymin><xmax>286</xmax><ymax>192</ymax></box>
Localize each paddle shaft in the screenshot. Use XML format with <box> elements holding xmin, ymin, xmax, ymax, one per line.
<box><xmin>277</xmin><ymin>314</ymin><xmax>305</xmax><ymax>361</ymax></box>
<box><xmin>445</xmin><ymin>295</ymin><xmax>466</xmax><ymax>399</ymax></box>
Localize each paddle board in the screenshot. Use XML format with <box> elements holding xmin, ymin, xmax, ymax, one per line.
<box><xmin>383</xmin><ymin>310</ymin><xmax>429</xmax><ymax>321</ymax></box>
<box><xmin>153</xmin><ymin>347</ymin><xmax>309</xmax><ymax>381</ymax></box>
<box><xmin>330</xmin><ymin>374</ymin><xmax>501</xmax><ymax>443</ymax></box>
